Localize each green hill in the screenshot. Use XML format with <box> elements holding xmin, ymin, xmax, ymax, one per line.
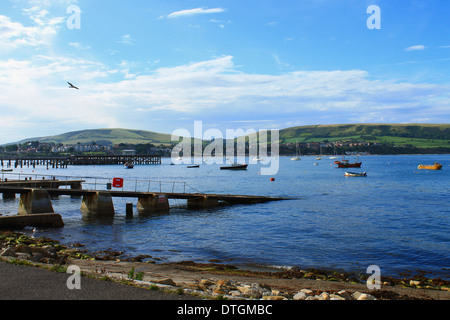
<box><xmin>10</xmin><ymin>124</ymin><xmax>450</xmax><ymax>150</ymax></box>
<box><xmin>279</xmin><ymin>123</ymin><xmax>450</xmax><ymax>148</ymax></box>
<box><xmin>18</xmin><ymin>128</ymin><xmax>176</xmax><ymax>146</ymax></box>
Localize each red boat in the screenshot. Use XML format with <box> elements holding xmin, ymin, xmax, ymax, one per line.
<box><xmin>337</xmin><ymin>159</ymin><xmax>362</xmax><ymax>168</ymax></box>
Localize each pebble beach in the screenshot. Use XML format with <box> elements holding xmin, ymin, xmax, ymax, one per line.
<box><xmin>1</xmin><ymin>231</ymin><xmax>449</xmax><ymax>300</ymax></box>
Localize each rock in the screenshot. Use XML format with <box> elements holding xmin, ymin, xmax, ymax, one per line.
<box><xmin>237</xmin><ymin>285</ymin><xmax>262</xmax><ymax>299</ymax></box>
<box><xmin>330</xmin><ymin>294</ymin><xmax>346</xmax><ymax>300</ymax></box>
<box><xmin>300</xmin><ymin>288</ymin><xmax>314</xmax><ymax>295</ymax></box>
<box><xmin>337</xmin><ymin>290</ymin><xmax>353</xmax><ymax>300</ymax></box>
<box><xmin>199</xmin><ymin>279</ymin><xmax>214</xmax><ymax>290</ymax></box>
<box><xmin>15</xmin><ymin>252</ymin><xmax>35</xmax><ymax>261</ymax></box>
<box><xmin>154</xmin><ymin>278</ymin><xmax>176</xmax><ymax>286</ymax></box>
<box><xmin>357</xmin><ymin>293</ymin><xmax>376</xmax><ymax>300</ymax></box>
<box><xmin>410</xmin><ymin>280</ymin><xmax>421</xmax><ymax>286</ymax></box>
<box><xmin>305</xmin><ymin>295</ymin><xmax>322</xmax><ymax>300</ymax></box>
<box><xmin>352</xmin><ymin>291</ymin><xmax>363</xmax><ymax>300</ymax></box>
<box><xmin>320</xmin><ymin>292</ymin><xmax>330</xmax><ymax>300</ymax></box>
<box><xmin>0</xmin><ymin>247</ymin><xmax>17</xmax><ymax>257</ymax></box>
<box><xmin>263</xmin><ymin>295</ymin><xmax>286</xmax><ymax>300</ymax></box>
<box><xmin>293</xmin><ymin>291</ymin><xmax>308</xmax><ymax>300</ymax></box>
<box><xmin>31</xmin><ymin>246</ymin><xmax>54</xmax><ymax>258</ymax></box>
<box><xmin>229</xmin><ymin>290</ymin><xmax>243</xmax><ymax>297</ymax></box>
<box><xmin>15</xmin><ymin>244</ymin><xmax>32</xmax><ymax>254</ymax></box>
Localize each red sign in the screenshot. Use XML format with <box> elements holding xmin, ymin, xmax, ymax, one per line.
<box><xmin>112</xmin><ymin>177</ymin><xmax>124</xmax><ymax>188</ymax></box>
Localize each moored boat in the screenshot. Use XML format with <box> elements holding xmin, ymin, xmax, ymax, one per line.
<box><xmin>220</xmin><ymin>163</ymin><xmax>248</xmax><ymax>170</ymax></box>
<box><xmin>124</xmin><ymin>162</ymin><xmax>134</xmax><ymax>169</ymax></box>
<box><xmin>344</xmin><ymin>171</ymin><xmax>367</xmax><ymax>177</ymax></box>
<box><xmin>337</xmin><ymin>159</ymin><xmax>362</xmax><ymax>168</ymax></box>
<box><xmin>417</xmin><ymin>162</ymin><xmax>443</xmax><ymax>170</ymax></box>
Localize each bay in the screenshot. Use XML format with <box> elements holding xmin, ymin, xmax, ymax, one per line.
<box><xmin>2</xmin><ymin>154</ymin><xmax>449</xmax><ymax>279</ymax></box>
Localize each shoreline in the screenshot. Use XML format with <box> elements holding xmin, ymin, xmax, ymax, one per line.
<box><xmin>1</xmin><ymin>231</ymin><xmax>449</xmax><ymax>300</ymax></box>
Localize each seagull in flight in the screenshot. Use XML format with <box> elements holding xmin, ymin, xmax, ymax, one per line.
<box><xmin>67</xmin><ymin>82</ymin><xmax>79</xmax><ymax>90</ymax></box>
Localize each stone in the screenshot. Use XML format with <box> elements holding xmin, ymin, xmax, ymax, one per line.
<box><xmin>229</xmin><ymin>290</ymin><xmax>243</xmax><ymax>297</ymax></box>
<box><xmin>305</xmin><ymin>295</ymin><xmax>322</xmax><ymax>300</ymax></box>
<box><xmin>352</xmin><ymin>291</ymin><xmax>363</xmax><ymax>300</ymax></box>
<box><xmin>357</xmin><ymin>293</ymin><xmax>376</xmax><ymax>300</ymax></box>
<box><xmin>320</xmin><ymin>292</ymin><xmax>330</xmax><ymax>300</ymax></box>
<box><xmin>154</xmin><ymin>278</ymin><xmax>176</xmax><ymax>286</ymax></box>
<box><xmin>330</xmin><ymin>294</ymin><xmax>346</xmax><ymax>300</ymax></box>
<box><xmin>263</xmin><ymin>295</ymin><xmax>286</xmax><ymax>300</ymax></box>
<box><xmin>237</xmin><ymin>285</ymin><xmax>262</xmax><ymax>298</ymax></box>
<box><xmin>300</xmin><ymin>288</ymin><xmax>314</xmax><ymax>295</ymax></box>
<box><xmin>337</xmin><ymin>290</ymin><xmax>353</xmax><ymax>300</ymax></box>
<box><xmin>199</xmin><ymin>279</ymin><xmax>214</xmax><ymax>290</ymax></box>
<box><xmin>0</xmin><ymin>247</ymin><xmax>17</xmax><ymax>257</ymax></box>
<box><xmin>293</xmin><ymin>291</ymin><xmax>308</xmax><ymax>300</ymax></box>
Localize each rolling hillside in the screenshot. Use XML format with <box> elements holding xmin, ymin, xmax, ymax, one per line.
<box><xmin>279</xmin><ymin>124</ymin><xmax>450</xmax><ymax>148</ymax></box>
<box><xmin>16</xmin><ymin>128</ymin><xmax>176</xmax><ymax>146</ymax></box>
<box><xmin>9</xmin><ymin>124</ymin><xmax>450</xmax><ymax>151</ymax></box>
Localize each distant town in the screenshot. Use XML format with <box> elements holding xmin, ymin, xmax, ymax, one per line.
<box><xmin>1</xmin><ymin>138</ymin><xmax>448</xmax><ymax>158</ymax></box>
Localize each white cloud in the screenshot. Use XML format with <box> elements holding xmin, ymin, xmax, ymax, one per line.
<box><xmin>405</xmin><ymin>45</ymin><xmax>426</xmax><ymax>51</ymax></box>
<box><xmin>167</xmin><ymin>8</ymin><xmax>225</xmax><ymax>19</ymax></box>
<box><xmin>118</xmin><ymin>34</ymin><xmax>135</xmax><ymax>45</ymax></box>
<box><xmin>0</xmin><ymin>54</ymin><xmax>448</xmax><ymax>144</ymax></box>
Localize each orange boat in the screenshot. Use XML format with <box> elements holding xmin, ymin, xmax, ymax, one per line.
<box><xmin>417</xmin><ymin>162</ymin><xmax>443</xmax><ymax>170</ymax></box>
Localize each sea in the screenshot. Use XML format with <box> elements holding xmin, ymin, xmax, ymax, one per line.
<box><xmin>1</xmin><ymin>154</ymin><xmax>449</xmax><ymax>279</ymax></box>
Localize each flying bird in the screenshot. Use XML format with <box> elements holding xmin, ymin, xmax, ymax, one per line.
<box><xmin>67</xmin><ymin>82</ymin><xmax>79</xmax><ymax>90</ymax></box>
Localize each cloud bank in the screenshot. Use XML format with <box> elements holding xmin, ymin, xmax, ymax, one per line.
<box><xmin>167</xmin><ymin>8</ymin><xmax>225</xmax><ymax>19</ymax></box>
<box><xmin>0</xmin><ymin>53</ymin><xmax>448</xmax><ymax>143</ymax></box>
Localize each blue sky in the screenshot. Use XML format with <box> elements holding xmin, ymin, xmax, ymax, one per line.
<box><xmin>1</xmin><ymin>0</ymin><xmax>450</xmax><ymax>143</ymax></box>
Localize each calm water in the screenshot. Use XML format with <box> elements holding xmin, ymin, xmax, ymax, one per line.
<box><xmin>2</xmin><ymin>154</ymin><xmax>449</xmax><ymax>278</ymax></box>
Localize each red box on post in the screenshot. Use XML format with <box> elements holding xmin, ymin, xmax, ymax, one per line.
<box><xmin>112</xmin><ymin>177</ymin><xmax>123</xmax><ymax>188</ymax></box>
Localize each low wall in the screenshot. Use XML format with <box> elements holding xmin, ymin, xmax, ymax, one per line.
<box><xmin>0</xmin><ymin>213</ymin><xmax>64</xmax><ymax>229</ymax></box>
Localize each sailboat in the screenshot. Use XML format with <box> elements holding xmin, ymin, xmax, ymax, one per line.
<box><xmin>291</xmin><ymin>143</ymin><xmax>301</xmax><ymax>161</ymax></box>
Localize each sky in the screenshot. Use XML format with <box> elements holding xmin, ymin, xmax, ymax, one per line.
<box><xmin>1</xmin><ymin>0</ymin><xmax>450</xmax><ymax>144</ymax></box>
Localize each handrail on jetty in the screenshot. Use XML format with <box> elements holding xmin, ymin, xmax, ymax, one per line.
<box><xmin>0</xmin><ymin>173</ymin><xmax>290</xmax><ymax>228</ymax></box>
<box><xmin>0</xmin><ymin>172</ymin><xmax>198</xmax><ymax>194</ymax></box>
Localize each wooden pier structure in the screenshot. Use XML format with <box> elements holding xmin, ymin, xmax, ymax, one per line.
<box><xmin>0</xmin><ymin>155</ymin><xmax>161</xmax><ymax>168</ymax></box>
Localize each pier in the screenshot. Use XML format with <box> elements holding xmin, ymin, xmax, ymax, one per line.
<box><xmin>0</xmin><ymin>155</ymin><xmax>162</xmax><ymax>168</ymax></box>
<box><xmin>0</xmin><ymin>174</ymin><xmax>289</xmax><ymax>229</ymax></box>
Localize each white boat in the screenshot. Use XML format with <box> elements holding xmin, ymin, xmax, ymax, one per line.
<box><xmin>253</xmin><ymin>157</ymin><xmax>263</xmax><ymax>161</ymax></box>
<box><xmin>344</xmin><ymin>171</ymin><xmax>367</xmax><ymax>177</ymax></box>
<box><xmin>291</xmin><ymin>143</ymin><xmax>301</xmax><ymax>161</ymax></box>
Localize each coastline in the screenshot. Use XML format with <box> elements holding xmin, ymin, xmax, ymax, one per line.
<box><xmin>1</xmin><ymin>231</ymin><xmax>449</xmax><ymax>300</ymax></box>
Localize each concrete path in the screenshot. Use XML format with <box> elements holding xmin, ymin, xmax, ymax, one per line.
<box><xmin>0</xmin><ymin>260</ymin><xmax>199</xmax><ymax>300</ymax></box>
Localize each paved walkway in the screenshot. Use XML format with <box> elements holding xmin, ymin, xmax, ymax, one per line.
<box><xmin>0</xmin><ymin>260</ymin><xmax>199</xmax><ymax>300</ymax></box>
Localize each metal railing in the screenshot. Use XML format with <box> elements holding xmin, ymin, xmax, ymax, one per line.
<box><xmin>0</xmin><ymin>172</ymin><xmax>199</xmax><ymax>194</ymax></box>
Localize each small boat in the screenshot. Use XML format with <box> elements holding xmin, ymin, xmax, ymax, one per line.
<box><xmin>1</xmin><ymin>169</ymin><xmax>13</xmax><ymax>172</ymax></box>
<box><xmin>220</xmin><ymin>163</ymin><xmax>248</xmax><ymax>170</ymax></box>
<box><xmin>337</xmin><ymin>156</ymin><xmax>362</xmax><ymax>168</ymax></box>
<box><xmin>124</xmin><ymin>162</ymin><xmax>134</xmax><ymax>169</ymax></box>
<box><xmin>338</xmin><ymin>160</ymin><xmax>362</xmax><ymax>168</ymax></box>
<box><xmin>316</xmin><ymin>157</ymin><xmax>321</xmax><ymax>160</ymax></box>
<box><xmin>291</xmin><ymin>143</ymin><xmax>301</xmax><ymax>160</ymax></box>
<box><xmin>313</xmin><ymin>162</ymin><xmax>319</xmax><ymax>165</ymax></box>
<box><xmin>344</xmin><ymin>171</ymin><xmax>367</xmax><ymax>177</ymax></box>
<box><xmin>253</xmin><ymin>157</ymin><xmax>263</xmax><ymax>161</ymax></box>
<box><xmin>417</xmin><ymin>162</ymin><xmax>443</xmax><ymax>170</ymax></box>
<box><xmin>187</xmin><ymin>165</ymin><xmax>199</xmax><ymax>168</ymax></box>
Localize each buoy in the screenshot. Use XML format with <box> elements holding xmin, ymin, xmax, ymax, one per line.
<box><xmin>270</xmin><ymin>177</ymin><xmax>275</xmax><ymax>181</ymax></box>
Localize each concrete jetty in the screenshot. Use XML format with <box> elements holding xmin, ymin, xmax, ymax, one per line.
<box><xmin>0</xmin><ymin>185</ymin><xmax>289</xmax><ymax>229</ymax></box>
